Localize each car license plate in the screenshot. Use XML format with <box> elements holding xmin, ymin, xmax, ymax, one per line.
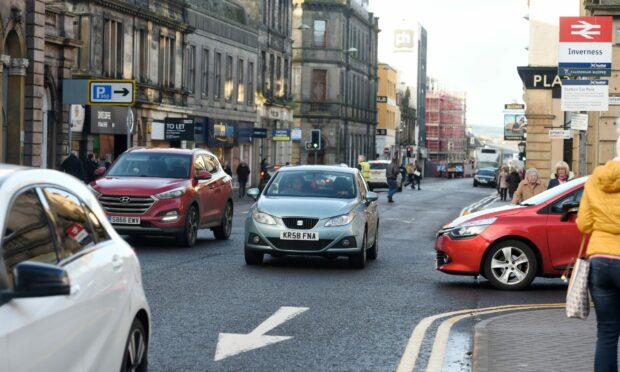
<box><xmin>280</xmin><ymin>231</ymin><xmax>319</xmax><ymax>241</ymax></box>
<box><xmin>479</xmin><ymin>179</ymin><xmax>488</xmax><ymax>183</ymax></box>
<box><xmin>110</xmin><ymin>216</ymin><xmax>141</xmax><ymax>225</ymax></box>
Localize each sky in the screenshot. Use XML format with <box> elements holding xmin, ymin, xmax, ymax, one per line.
<box><xmin>369</xmin><ymin>0</ymin><xmax>529</xmax><ymax>128</ymax></box>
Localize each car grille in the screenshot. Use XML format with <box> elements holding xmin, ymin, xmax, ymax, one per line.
<box><xmin>99</xmin><ymin>195</ymin><xmax>155</xmax><ymax>214</ymax></box>
<box><xmin>281</xmin><ymin>217</ymin><xmax>319</xmax><ymax>230</ymax></box>
<box><xmin>267</xmin><ymin>238</ymin><xmax>332</xmax><ymax>251</ymax></box>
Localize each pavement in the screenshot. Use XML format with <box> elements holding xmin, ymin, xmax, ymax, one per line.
<box><xmin>460</xmin><ymin>190</ymin><xmax>617</xmax><ymax>372</ymax></box>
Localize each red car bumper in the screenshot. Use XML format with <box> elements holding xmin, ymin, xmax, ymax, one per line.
<box><xmin>434</xmin><ymin>233</ymin><xmax>493</xmax><ymax>275</ymax></box>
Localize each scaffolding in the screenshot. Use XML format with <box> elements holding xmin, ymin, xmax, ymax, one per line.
<box><xmin>425</xmin><ymin>89</ymin><xmax>467</xmax><ymax>162</ymax></box>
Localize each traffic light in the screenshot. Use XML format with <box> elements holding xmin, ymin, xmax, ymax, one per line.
<box><xmin>311</xmin><ymin>129</ymin><xmax>321</xmax><ymax>150</ymax></box>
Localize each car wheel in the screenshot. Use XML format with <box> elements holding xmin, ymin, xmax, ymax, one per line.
<box><xmin>367</xmin><ymin>223</ymin><xmax>379</xmax><ymax>260</ymax></box>
<box><xmin>178</xmin><ymin>205</ymin><xmax>199</xmax><ymax>247</ymax></box>
<box><xmin>121</xmin><ymin>318</ymin><xmax>148</xmax><ymax>372</ymax></box>
<box><xmin>349</xmin><ymin>231</ymin><xmax>367</xmax><ymax>269</ymax></box>
<box><xmin>483</xmin><ymin>240</ymin><xmax>537</xmax><ymax>290</ymax></box>
<box><xmin>244</xmin><ymin>247</ymin><xmax>264</xmax><ymax>265</ymax></box>
<box><xmin>213</xmin><ymin>201</ymin><xmax>233</xmax><ymax>240</ymax></box>
<box><xmin>473</xmin><ymin>180</ymin><xmax>478</xmax><ymax>187</ymax></box>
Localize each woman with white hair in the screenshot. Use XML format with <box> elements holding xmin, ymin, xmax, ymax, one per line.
<box><xmin>512</xmin><ymin>167</ymin><xmax>546</xmax><ymax>204</ymax></box>
<box><xmin>548</xmin><ymin>160</ymin><xmax>575</xmax><ymax>189</ymax></box>
<box><xmin>576</xmin><ymin>135</ymin><xmax>620</xmax><ymax>371</ymax></box>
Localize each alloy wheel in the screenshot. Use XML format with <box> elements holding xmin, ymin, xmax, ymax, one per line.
<box><xmin>490</xmin><ymin>246</ymin><xmax>530</xmax><ymax>285</ymax></box>
<box><xmin>124</xmin><ymin>325</ymin><xmax>146</xmax><ymax>372</ymax></box>
<box><xmin>187</xmin><ymin>207</ymin><xmax>198</xmax><ymax>245</ymax></box>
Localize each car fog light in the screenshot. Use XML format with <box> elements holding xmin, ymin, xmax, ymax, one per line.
<box><xmin>342</xmin><ymin>239</ymin><xmax>350</xmax><ymax>247</ymax></box>
<box><xmin>252</xmin><ymin>235</ymin><xmax>261</xmax><ymax>244</ymax></box>
<box><xmin>161</xmin><ymin>210</ymin><xmax>179</xmax><ymax>222</ymax></box>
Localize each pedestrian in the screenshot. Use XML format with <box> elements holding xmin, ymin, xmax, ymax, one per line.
<box><xmin>497</xmin><ymin>166</ymin><xmax>509</xmax><ymax>201</ymax></box>
<box><xmin>59</xmin><ymin>151</ymin><xmax>85</xmax><ymax>182</ymax></box>
<box><xmin>356</xmin><ymin>154</ymin><xmax>370</xmax><ymax>184</ymax></box>
<box><xmin>548</xmin><ymin>160</ymin><xmax>574</xmax><ymax>189</ymax></box>
<box><xmin>511</xmin><ymin>168</ymin><xmax>546</xmax><ymax>204</ymax></box>
<box><xmin>576</xmin><ymin>135</ymin><xmax>620</xmax><ymax>372</ymax></box>
<box><xmin>506</xmin><ymin>167</ymin><xmax>521</xmax><ymax>200</ymax></box>
<box><xmin>412</xmin><ymin>161</ymin><xmax>422</xmax><ymax>190</ymax></box>
<box><xmin>236</xmin><ymin>161</ymin><xmax>251</xmax><ymax>199</ymax></box>
<box><xmin>223</xmin><ymin>162</ymin><xmax>232</xmax><ymax>177</ymax></box>
<box><xmin>406</xmin><ymin>162</ymin><xmax>415</xmax><ymax>189</ymax></box>
<box><xmin>386</xmin><ymin>156</ymin><xmax>400</xmax><ymax>203</ymax></box>
<box><xmin>83</xmin><ymin>153</ymin><xmax>99</xmax><ymax>184</ymax></box>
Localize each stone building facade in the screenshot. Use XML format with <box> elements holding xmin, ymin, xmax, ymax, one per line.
<box><xmin>291</xmin><ymin>0</ymin><xmax>379</xmax><ymax>166</ymax></box>
<box><xmin>376</xmin><ymin>63</ymin><xmax>399</xmax><ymax>159</ymax></box>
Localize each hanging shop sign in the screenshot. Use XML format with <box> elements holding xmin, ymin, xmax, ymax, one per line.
<box><xmin>503</xmin><ymin>104</ymin><xmax>527</xmax><ymax>141</ymax></box>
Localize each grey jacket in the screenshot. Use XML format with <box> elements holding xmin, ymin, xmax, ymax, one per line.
<box><xmin>386</xmin><ymin>163</ymin><xmax>399</xmax><ymax>180</ymax></box>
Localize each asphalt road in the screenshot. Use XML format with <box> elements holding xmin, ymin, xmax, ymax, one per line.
<box><xmin>133</xmin><ymin>177</ymin><xmax>568</xmax><ymax>371</ymax></box>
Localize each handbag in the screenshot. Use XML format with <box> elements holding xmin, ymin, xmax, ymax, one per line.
<box><xmin>565</xmin><ymin>236</ymin><xmax>590</xmax><ymax>319</ymax></box>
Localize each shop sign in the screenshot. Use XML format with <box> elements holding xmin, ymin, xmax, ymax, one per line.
<box><xmin>272</xmin><ymin>129</ymin><xmax>291</xmax><ymax>141</ymax></box>
<box><xmin>503</xmin><ymin>104</ymin><xmax>527</xmax><ymax>141</ymax></box>
<box><xmin>377</xmin><ymin>129</ymin><xmax>387</xmax><ymax>136</ymax></box>
<box><xmin>212</xmin><ymin>121</ymin><xmax>236</xmax><ymax>145</ymax></box>
<box><xmin>291</xmin><ymin>128</ymin><xmax>302</xmax><ymax>141</ymax></box>
<box><xmin>164</xmin><ymin>118</ymin><xmax>195</xmax><ymax>141</ymax></box>
<box><xmin>377</xmin><ymin>96</ymin><xmax>388</xmax><ymax>103</ymax></box>
<box><xmin>549</xmin><ymin>129</ymin><xmax>572</xmax><ymax>139</ymax></box>
<box><xmin>89</xmin><ymin>106</ymin><xmax>136</xmax><ymax>135</ymax></box>
<box><xmin>252</xmin><ymin>128</ymin><xmax>268</xmax><ymax>138</ymax></box>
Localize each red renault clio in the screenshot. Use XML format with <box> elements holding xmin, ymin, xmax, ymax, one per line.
<box><xmin>435</xmin><ymin>177</ymin><xmax>587</xmax><ymax>290</ymax></box>
<box><xmin>88</xmin><ymin>148</ymin><xmax>233</xmax><ymax>247</ymax></box>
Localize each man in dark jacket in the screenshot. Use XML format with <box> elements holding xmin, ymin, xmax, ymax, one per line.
<box><xmin>386</xmin><ymin>157</ymin><xmax>400</xmax><ymax>203</ymax></box>
<box><xmin>84</xmin><ymin>153</ymin><xmax>98</xmax><ymax>184</ymax></box>
<box><xmin>59</xmin><ymin>152</ymin><xmax>85</xmax><ymax>182</ymax></box>
<box><xmin>506</xmin><ymin>169</ymin><xmax>522</xmax><ymax>200</ymax></box>
<box><xmin>236</xmin><ymin>161</ymin><xmax>251</xmax><ymax>198</ymax></box>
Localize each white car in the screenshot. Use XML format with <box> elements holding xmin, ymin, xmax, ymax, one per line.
<box><xmin>366</xmin><ymin>160</ymin><xmax>403</xmax><ymax>191</ymax></box>
<box><xmin>0</xmin><ymin>165</ymin><xmax>150</xmax><ymax>372</ymax></box>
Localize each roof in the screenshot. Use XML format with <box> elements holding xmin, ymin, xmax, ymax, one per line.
<box><xmin>277</xmin><ymin>165</ymin><xmax>358</xmax><ymax>174</ymax></box>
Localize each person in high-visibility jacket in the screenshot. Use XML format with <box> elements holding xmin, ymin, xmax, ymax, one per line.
<box><xmin>356</xmin><ymin>155</ymin><xmax>370</xmax><ymax>181</ymax></box>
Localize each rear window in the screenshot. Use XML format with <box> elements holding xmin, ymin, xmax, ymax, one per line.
<box><xmin>476</xmin><ymin>170</ymin><xmax>495</xmax><ymax>176</ymax></box>
<box><xmin>369</xmin><ymin>163</ymin><xmax>388</xmax><ymax>170</ymax></box>
<box><xmin>107</xmin><ymin>153</ymin><xmax>191</xmax><ymax>178</ymax></box>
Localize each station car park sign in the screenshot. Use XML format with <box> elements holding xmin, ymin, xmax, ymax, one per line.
<box><xmin>88</xmin><ymin>80</ymin><xmax>136</xmax><ymax>106</ymax></box>
<box><xmin>558</xmin><ymin>16</ymin><xmax>612</xmax><ymax>76</ymax></box>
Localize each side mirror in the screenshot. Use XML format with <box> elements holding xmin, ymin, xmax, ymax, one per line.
<box><xmin>247</xmin><ymin>188</ymin><xmax>261</xmax><ymax>200</ymax></box>
<box><xmin>94</xmin><ymin>167</ymin><xmax>106</xmax><ymax>177</ymax></box>
<box><xmin>196</xmin><ymin>170</ymin><xmax>213</xmax><ymax>180</ymax></box>
<box><xmin>0</xmin><ymin>262</ymin><xmax>70</xmax><ymax>303</ymax></box>
<box><xmin>366</xmin><ymin>191</ymin><xmax>379</xmax><ymax>203</ymax></box>
<box><xmin>560</xmin><ymin>200</ymin><xmax>580</xmax><ymax>222</ymax></box>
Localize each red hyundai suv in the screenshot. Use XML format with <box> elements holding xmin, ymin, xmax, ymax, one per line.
<box><xmin>435</xmin><ymin>177</ymin><xmax>587</xmax><ymax>290</ymax></box>
<box><xmin>89</xmin><ymin>148</ymin><xmax>233</xmax><ymax>247</ymax></box>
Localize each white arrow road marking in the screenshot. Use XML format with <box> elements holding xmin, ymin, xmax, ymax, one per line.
<box><xmin>214</xmin><ymin>306</ymin><xmax>309</xmax><ymax>362</ymax></box>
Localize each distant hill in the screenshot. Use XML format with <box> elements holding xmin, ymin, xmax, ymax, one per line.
<box><xmin>469</xmin><ymin>125</ymin><xmax>503</xmax><ymax>138</ymax></box>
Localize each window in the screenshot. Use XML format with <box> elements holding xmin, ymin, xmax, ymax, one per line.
<box><xmin>76</xmin><ymin>16</ymin><xmax>90</xmax><ymax>70</ymax></box>
<box><xmin>137</xmin><ymin>29</ymin><xmax>149</xmax><ymax>82</ymax></box>
<box><xmin>202</xmin><ymin>49</ymin><xmax>209</xmax><ymax>98</ymax></box>
<box><xmin>269</xmin><ymin>54</ymin><xmax>275</xmax><ymax>96</ymax></box>
<box><xmin>185</xmin><ymin>45</ymin><xmax>196</xmax><ymax>94</ymax></box>
<box><xmin>214</xmin><ymin>52</ymin><xmax>222</xmax><ymax>99</ymax></box>
<box><xmin>204</xmin><ymin>155</ymin><xmax>219</xmax><ymax>173</ymax></box>
<box><xmin>237</xmin><ymin>59</ymin><xmax>245</xmax><ymax>104</ymax></box>
<box><xmin>311</xmin><ymin>69</ymin><xmax>327</xmax><ymax>102</ymax></box>
<box><xmin>43</xmin><ymin>188</ymin><xmax>96</xmax><ymax>258</ymax></box>
<box><xmin>283</xmin><ymin>58</ymin><xmax>289</xmax><ymax>98</ymax></box>
<box><xmin>2</xmin><ymin>189</ymin><xmax>58</xmax><ymax>288</ymax></box>
<box><xmin>159</xmin><ymin>35</ymin><xmax>175</xmax><ymax>87</ymax></box>
<box><xmin>313</xmin><ymin>20</ymin><xmax>327</xmax><ymax>48</ymax></box>
<box><xmin>103</xmin><ymin>19</ymin><xmax>123</xmax><ymax>77</ymax></box>
<box><xmin>194</xmin><ymin>154</ymin><xmax>207</xmax><ymax>177</ymax></box>
<box><xmin>550</xmin><ymin>188</ymin><xmax>584</xmax><ymax>214</ymax></box>
<box><xmin>261</xmin><ymin>51</ymin><xmax>267</xmax><ymax>93</ymax></box>
<box><xmin>247</xmin><ymin>62</ymin><xmax>255</xmax><ymax>106</ymax></box>
<box><xmin>276</xmin><ymin>56</ymin><xmax>282</xmax><ymax>97</ymax></box>
<box><xmin>85</xmin><ymin>206</ymin><xmax>110</xmax><ymax>243</ymax></box>
<box><xmin>225</xmin><ymin>56</ymin><xmax>234</xmax><ymax>102</ymax></box>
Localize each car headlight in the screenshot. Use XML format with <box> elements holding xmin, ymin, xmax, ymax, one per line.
<box><xmin>87</xmin><ymin>184</ymin><xmax>101</xmax><ymax>198</ymax></box>
<box><xmin>154</xmin><ymin>187</ymin><xmax>186</xmax><ymax>199</ymax></box>
<box><xmin>448</xmin><ymin>217</ymin><xmax>497</xmax><ymax>239</ymax></box>
<box><xmin>325</xmin><ymin>212</ymin><xmax>356</xmax><ymax>227</ymax></box>
<box><xmin>252</xmin><ymin>209</ymin><xmax>277</xmax><ymax>225</ymax></box>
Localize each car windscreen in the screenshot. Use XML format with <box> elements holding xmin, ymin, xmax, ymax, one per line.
<box><xmin>369</xmin><ymin>163</ymin><xmax>388</xmax><ymax>170</ymax></box>
<box><xmin>476</xmin><ymin>170</ymin><xmax>495</xmax><ymax>177</ymax></box>
<box><xmin>107</xmin><ymin>153</ymin><xmax>191</xmax><ymax>178</ymax></box>
<box><xmin>521</xmin><ymin>177</ymin><xmax>588</xmax><ymax>206</ymax></box>
<box><xmin>264</xmin><ymin>170</ymin><xmax>357</xmax><ymax>199</ymax></box>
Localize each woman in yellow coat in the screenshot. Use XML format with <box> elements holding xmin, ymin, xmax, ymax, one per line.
<box><xmin>577</xmin><ymin>137</ymin><xmax>620</xmax><ymax>372</ymax></box>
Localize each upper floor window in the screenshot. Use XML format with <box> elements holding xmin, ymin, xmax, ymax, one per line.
<box><xmin>237</xmin><ymin>59</ymin><xmax>245</xmax><ymax>104</ymax></box>
<box><xmin>159</xmin><ymin>34</ymin><xmax>175</xmax><ymax>88</ymax></box>
<box><xmin>214</xmin><ymin>52</ymin><xmax>222</xmax><ymax>99</ymax></box>
<box><xmin>136</xmin><ymin>29</ymin><xmax>149</xmax><ymax>83</ymax></box>
<box><xmin>75</xmin><ymin>15</ymin><xmax>90</xmax><ymax>70</ymax></box>
<box><xmin>103</xmin><ymin>19</ymin><xmax>123</xmax><ymax>78</ymax></box>
<box><xmin>247</xmin><ymin>61</ymin><xmax>255</xmax><ymax>106</ymax></box>
<box><xmin>313</xmin><ymin>20</ymin><xmax>327</xmax><ymax>48</ymax></box>
<box><xmin>202</xmin><ymin>49</ymin><xmax>209</xmax><ymax>99</ymax></box>
<box><xmin>276</xmin><ymin>57</ymin><xmax>282</xmax><ymax>97</ymax></box>
<box><xmin>225</xmin><ymin>56</ymin><xmax>234</xmax><ymax>102</ymax></box>
<box><xmin>311</xmin><ymin>69</ymin><xmax>327</xmax><ymax>102</ymax></box>
<box><xmin>185</xmin><ymin>45</ymin><xmax>196</xmax><ymax>94</ymax></box>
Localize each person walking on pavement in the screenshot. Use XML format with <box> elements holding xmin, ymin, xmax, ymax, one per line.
<box><xmin>386</xmin><ymin>156</ymin><xmax>400</xmax><ymax>203</ymax></box>
<box><xmin>406</xmin><ymin>162</ymin><xmax>415</xmax><ymax>189</ymax></box>
<box><xmin>236</xmin><ymin>161</ymin><xmax>251</xmax><ymax>199</ymax></box>
<box><xmin>59</xmin><ymin>151</ymin><xmax>85</xmax><ymax>182</ymax></box>
<box><xmin>497</xmin><ymin>166</ymin><xmax>509</xmax><ymax>201</ymax></box>
<box><xmin>356</xmin><ymin>154</ymin><xmax>370</xmax><ymax>187</ymax></box>
<box><xmin>512</xmin><ymin>168</ymin><xmax>545</xmax><ymax>204</ymax></box>
<box><xmin>506</xmin><ymin>167</ymin><xmax>522</xmax><ymax>200</ymax></box>
<box><xmin>84</xmin><ymin>153</ymin><xmax>99</xmax><ymax>184</ymax></box>
<box><xmin>576</xmin><ymin>135</ymin><xmax>620</xmax><ymax>372</ymax></box>
<box><xmin>547</xmin><ymin>160</ymin><xmax>574</xmax><ymax>189</ymax></box>
<box><xmin>412</xmin><ymin>160</ymin><xmax>422</xmax><ymax>190</ymax></box>
<box><xmin>223</xmin><ymin>162</ymin><xmax>233</xmax><ymax>177</ymax></box>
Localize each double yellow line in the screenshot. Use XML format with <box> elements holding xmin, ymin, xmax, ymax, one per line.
<box><xmin>397</xmin><ymin>303</ymin><xmax>565</xmax><ymax>372</ymax></box>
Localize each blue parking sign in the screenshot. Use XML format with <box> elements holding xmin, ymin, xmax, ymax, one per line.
<box><xmin>92</xmin><ymin>84</ymin><xmax>112</xmax><ymax>100</ymax></box>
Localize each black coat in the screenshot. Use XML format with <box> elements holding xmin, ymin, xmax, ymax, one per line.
<box><xmin>84</xmin><ymin>160</ymin><xmax>98</xmax><ymax>183</ymax></box>
<box><xmin>506</xmin><ymin>171</ymin><xmax>521</xmax><ymax>193</ymax></box>
<box><xmin>59</xmin><ymin>154</ymin><xmax>85</xmax><ymax>182</ymax></box>
<box><xmin>236</xmin><ymin>164</ymin><xmax>250</xmax><ymax>182</ymax></box>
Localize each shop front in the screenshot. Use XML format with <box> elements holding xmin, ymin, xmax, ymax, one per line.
<box><xmin>86</xmin><ymin>106</ymin><xmax>135</xmax><ymax>165</ymax></box>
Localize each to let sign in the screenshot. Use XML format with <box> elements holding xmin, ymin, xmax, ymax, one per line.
<box><xmin>164</xmin><ymin>118</ymin><xmax>195</xmax><ymax>141</ymax></box>
<box><xmin>558</xmin><ymin>16</ymin><xmax>613</xmax><ymax>76</ymax></box>
<box><xmin>88</xmin><ymin>80</ymin><xmax>135</xmax><ymax>105</ymax></box>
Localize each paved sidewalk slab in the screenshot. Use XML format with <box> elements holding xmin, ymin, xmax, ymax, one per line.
<box><xmin>472</xmin><ymin>308</ymin><xmax>615</xmax><ymax>372</ymax></box>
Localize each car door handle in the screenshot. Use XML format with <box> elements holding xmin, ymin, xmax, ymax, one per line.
<box><xmin>111</xmin><ymin>255</ymin><xmax>123</xmax><ymax>270</ymax></box>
